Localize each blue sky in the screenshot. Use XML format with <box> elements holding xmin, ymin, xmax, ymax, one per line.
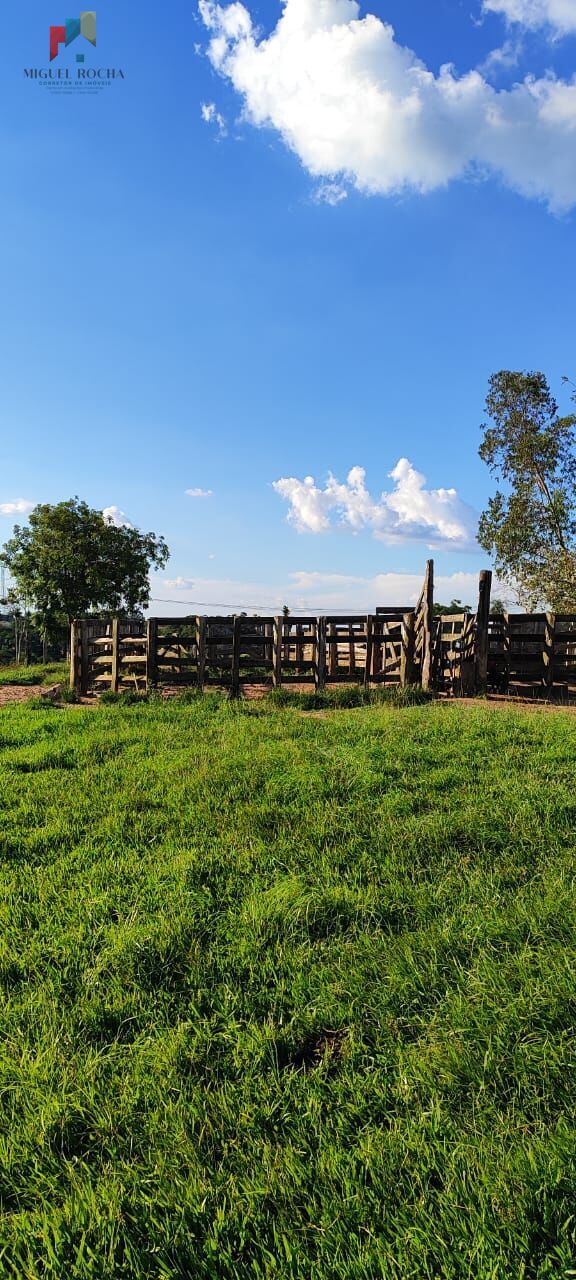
<box><xmin>1</xmin><ymin>0</ymin><xmax>575</xmax><ymax>613</ymax></box>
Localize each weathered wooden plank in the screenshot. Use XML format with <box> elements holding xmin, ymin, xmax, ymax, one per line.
<box><xmin>231</xmin><ymin>616</ymin><xmax>242</xmax><ymax>697</ymax></box>
<box><xmin>326</xmin><ymin>614</ymin><xmax>379</xmax><ymax>625</ymax></box>
<box><xmin>273</xmin><ymin>616</ymin><xmax>283</xmax><ymax>687</ymax></box>
<box><xmin>316</xmin><ymin>617</ymin><xmax>327</xmax><ymax>691</ymax></box>
<box><xmin>372</xmin><ymin>618</ymin><xmax>383</xmax><ymax>678</ymax></box>
<box><xmin>111</xmin><ymin>617</ymin><xmax>120</xmax><ymax>694</ymax></box>
<box><xmin>80</xmin><ymin>620</ymin><xmax>89</xmax><ymax>696</ymax></box>
<box><xmin>70</xmin><ymin>621</ymin><xmax>79</xmax><ymax>692</ymax></box>
<box><xmin>474</xmin><ymin>570</ymin><xmax>492</xmax><ymax>693</ymax></box>
<box><xmin>400</xmin><ymin>611</ymin><xmax>415</xmax><ymax>687</ymax></box>
<box><xmin>543</xmin><ymin>612</ymin><xmax>556</xmax><ymax>690</ymax></box>
<box><xmin>364</xmin><ymin>616</ymin><xmax>374</xmax><ymax>689</ymax></box>
<box><xmin>328</xmin><ymin>623</ymin><xmax>338</xmax><ymax>677</ymax></box>
<box><xmin>420</xmin><ymin>560</ymin><xmax>434</xmax><ymax>691</ymax></box>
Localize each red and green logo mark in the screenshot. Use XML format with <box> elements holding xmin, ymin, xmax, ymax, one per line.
<box><xmin>50</xmin><ymin>12</ymin><xmax>96</xmax><ymax>62</ymax></box>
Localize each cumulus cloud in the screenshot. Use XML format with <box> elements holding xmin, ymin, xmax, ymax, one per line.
<box><xmin>273</xmin><ymin>460</ymin><xmax>477</xmax><ymax>549</ymax></box>
<box><xmin>483</xmin><ymin>0</ymin><xmax>576</xmax><ymax>34</ymax></box>
<box><xmin>198</xmin><ymin>0</ymin><xmax>576</xmax><ymax>211</ymax></box>
<box><xmin>186</xmin><ymin>487</ymin><xmax>214</xmax><ymax>498</ymax></box>
<box><xmin>103</xmin><ymin>506</ymin><xmax>133</xmax><ymax>528</ymax></box>
<box><xmin>0</xmin><ymin>499</ymin><xmax>34</xmax><ymax>517</ymax></box>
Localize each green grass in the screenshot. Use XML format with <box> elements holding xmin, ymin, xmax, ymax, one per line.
<box><xmin>268</xmin><ymin>684</ymin><xmax>434</xmax><ymax>710</ymax></box>
<box><xmin>0</xmin><ymin>661</ymin><xmax>68</xmax><ymax>688</ymax></box>
<box><xmin>1</xmin><ymin>695</ymin><xmax>576</xmax><ymax>1279</ymax></box>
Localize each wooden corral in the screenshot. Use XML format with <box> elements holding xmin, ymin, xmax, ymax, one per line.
<box><xmin>70</xmin><ymin>611</ymin><xmax>423</xmax><ymax>696</ymax></box>
<box><xmin>70</xmin><ymin>563</ymin><xmax>576</xmax><ymax>701</ymax></box>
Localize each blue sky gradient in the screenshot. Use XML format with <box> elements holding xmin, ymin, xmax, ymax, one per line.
<box><xmin>1</xmin><ymin>1</ymin><xmax>575</xmax><ymax>611</ymax></box>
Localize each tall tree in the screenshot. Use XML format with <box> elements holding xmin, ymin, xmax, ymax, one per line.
<box><xmin>478</xmin><ymin>371</ymin><xmax>576</xmax><ymax>610</ymax></box>
<box><xmin>0</xmin><ymin>499</ymin><xmax>169</xmax><ymax>628</ymax></box>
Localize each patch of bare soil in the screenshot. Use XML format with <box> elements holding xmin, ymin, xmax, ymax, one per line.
<box><xmin>442</xmin><ymin>695</ymin><xmax>576</xmax><ymax>715</ymax></box>
<box><xmin>0</xmin><ymin>685</ymin><xmax>48</xmax><ymax>706</ymax></box>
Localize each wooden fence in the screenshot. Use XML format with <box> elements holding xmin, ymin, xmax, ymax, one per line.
<box><xmin>70</xmin><ymin>610</ymin><xmax>423</xmax><ymax>696</ymax></box>
<box><xmin>70</xmin><ymin>563</ymin><xmax>576</xmax><ymax>700</ymax></box>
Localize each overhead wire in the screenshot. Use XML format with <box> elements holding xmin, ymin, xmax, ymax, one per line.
<box><xmin>150</xmin><ymin>597</ymin><xmax>373</xmax><ymax>613</ymax></box>
<box><xmin>151</xmin><ymin>593</ymin><xmax>520</xmax><ymax>613</ymax></box>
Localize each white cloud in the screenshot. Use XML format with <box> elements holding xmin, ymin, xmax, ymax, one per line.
<box><xmin>198</xmin><ymin>0</ymin><xmax>576</xmax><ymax>211</ymax></box>
<box><xmin>314</xmin><ymin>181</ymin><xmax>348</xmax><ymax>205</ymax></box>
<box><xmin>483</xmin><ymin>0</ymin><xmax>576</xmax><ymax>34</ymax></box>
<box><xmin>154</xmin><ymin>568</ymin><xmax>499</xmax><ymax>614</ymax></box>
<box><xmin>201</xmin><ymin>101</ymin><xmax>227</xmax><ymax>133</ymax></box>
<box><xmin>273</xmin><ymin>460</ymin><xmax>477</xmax><ymax>549</ymax></box>
<box><xmin>288</xmin><ymin>569</ymin><xmax>490</xmax><ymax>610</ymax></box>
<box><xmin>186</xmin><ymin>487</ymin><xmax>214</xmax><ymax>498</ymax></box>
<box><xmin>103</xmin><ymin>506</ymin><xmax>133</xmax><ymax>528</ymax></box>
<box><xmin>478</xmin><ymin>38</ymin><xmax>524</xmax><ymax>76</ymax></box>
<box><xmin>0</xmin><ymin>499</ymin><xmax>35</xmax><ymax>517</ymax></box>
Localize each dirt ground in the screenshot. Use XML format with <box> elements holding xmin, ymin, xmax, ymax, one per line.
<box><xmin>0</xmin><ymin>682</ymin><xmax>575</xmax><ymax>714</ymax></box>
<box><xmin>0</xmin><ymin>685</ymin><xmax>52</xmax><ymax>707</ymax></box>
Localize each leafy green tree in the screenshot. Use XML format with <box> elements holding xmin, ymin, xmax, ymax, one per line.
<box><xmin>433</xmin><ymin>598</ymin><xmax>471</xmax><ymax>616</ymax></box>
<box><xmin>478</xmin><ymin>371</ymin><xmax>576</xmax><ymax>611</ymax></box>
<box><xmin>0</xmin><ymin>498</ymin><xmax>169</xmax><ymax>628</ymax></box>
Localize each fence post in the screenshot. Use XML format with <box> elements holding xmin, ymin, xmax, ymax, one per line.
<box><xmin>265</xmin><ymin>621</ymin><xmax>273</xmax><ymax>669</ymax></box>
<box><xmin>544</xmin><ymin>612</ymin><xmax>556</xmax><ymax>694</ymax></box>
<box><xmin>328</xmin><ymin>622</ymin><xmax>338</xmax><ymax>677</ymax></box>
<box><xmin>111</xmin><ymin>617</ymin><xmax>120</xmax><ymax>694</ymax></box>
<box><xmin>146</xmin><ymin>619</ymin><xmax>158</xmax><ymax>691</ymax></box>
<box><xmin>503</xmin><ymin>612</ymin><xmax>511</xmax><ymax>691</ymax></box>
<box><xmin>401</xmin><ymin>612</ymin><xmax>415</xmax><ymax>687</ymax></box>
<box><xmin>231</xmin><ymin>615</ymin><xmax>242</xmax><ymax>698</ymax></box>
<box><xmin>316</xmin><ymin>617</ymin><xmax>327</xmax><ymax>691</ymax></box>
<box><xmin>346</xmin><ymin>623</ymin><xmax>353</xmax><ymax>673</ymax></box>
<box><xmin>364</xmin><ymin>616</ymin><xmax>374</xmax><ymax>689</ymax></box>
<box><xmin>421</xmin><ymin>560</ymin><xmax>434</xmax><ymax>690</ymax></box>
<box><xmin>80</xmin><ymin>620</ymin><xmax>89</xmax><ymax>696</ymax></box>
<box><xmin>475</xmin><ymin>570</ymin><xmax>492</xmax><ymax>694</ymax></box>
<box><xmin>196</xmin><ymin>616</ymin><xmax>206</xmax><ymax>691</ymax></box>
<box><xmin>273</xmin><ymin>616</ymin><xmax>283</xmax><ymax>688</ymax></box>
<box><xmin>296</xmin><ymin>623</ymin><xmax>304</xmax><ymax>672</ymax></box>
<box><xmin>70</xmin><ymin>621</ymin><xmax>79</xmax><ymax>692</ymax></box>
<box><xmin>372</xmin><ymin>618</ymin><xmax>383</xmax><ymax>679</ymax></box>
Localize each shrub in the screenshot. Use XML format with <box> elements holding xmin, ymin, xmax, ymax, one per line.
<box><xmin>325</xmin><ymin>686</ymin><xmax>365</xmax><ymax>709</ymax></box>
<box><xmin>59</xmin><ymin>687</ymin><xmax>79</xmax><ymax>704</ymax></box>
<box><xmin>267</xmin><ymin>684</ymin><xmax>433</xmax><ymax>711</ymax></box>
<box><xmin>370</xmin><ymin>684</ymin><xmax>435</xmax><ymax>707</ymax></box>
<box><xmin>99</xmin><ymin>689</ymin><xmax>148</xmax><ymax>706</ymax></box>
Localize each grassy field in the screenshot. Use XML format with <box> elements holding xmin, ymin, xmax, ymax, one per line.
<box><xmin>1</xmin><ymin>695</ymin><xmax>575</xmax><ymax>1279</ymax></box>
<box><xmin>0</xmin><ymin>662</ymin><xmax>68</xmax><ymax>688</ymax></box>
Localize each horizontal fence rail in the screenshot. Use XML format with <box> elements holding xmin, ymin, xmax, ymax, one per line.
<box><xmin>69</xmin><ymin>565</ymin><xmax>576</xmax><ymax>700</ymax></box>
